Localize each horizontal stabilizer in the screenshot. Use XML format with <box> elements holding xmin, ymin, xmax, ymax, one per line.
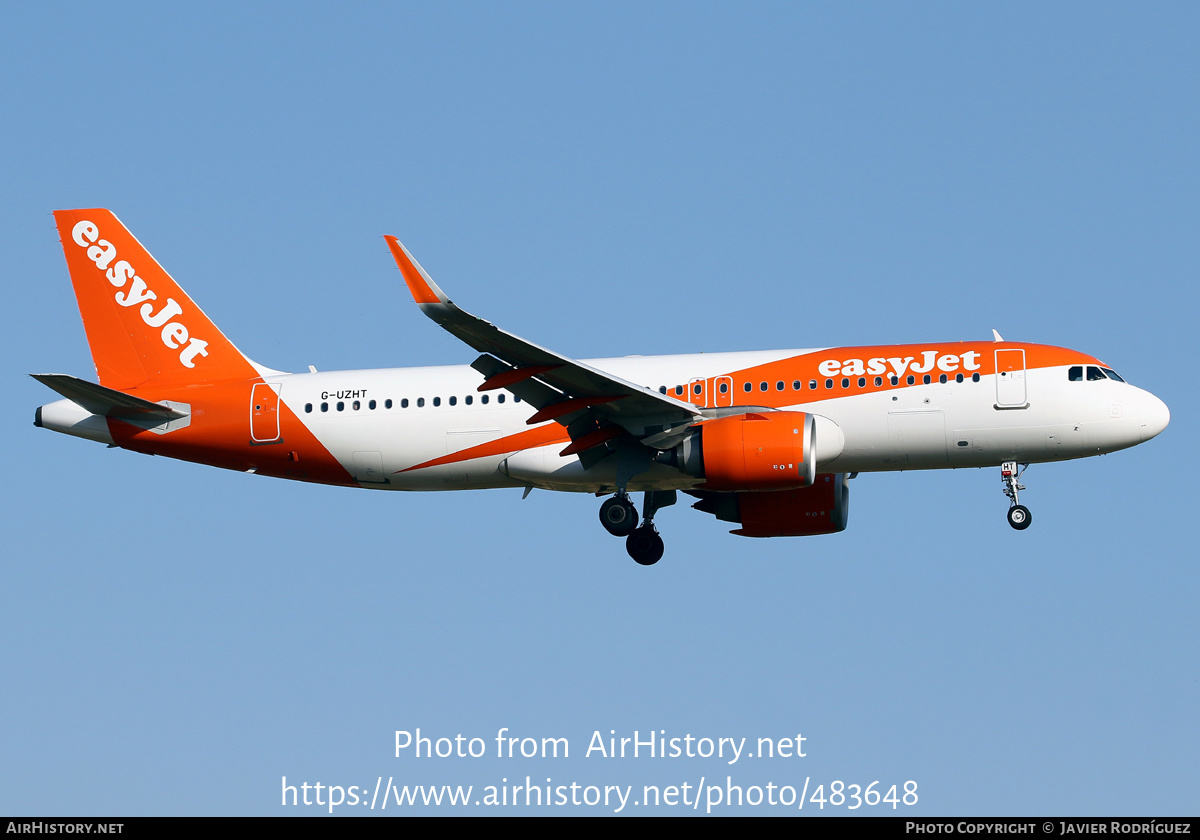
<box><xmin>30</xmin><ymin>374</ymin><xmax>188</xmax><ymax>420</ymax></box>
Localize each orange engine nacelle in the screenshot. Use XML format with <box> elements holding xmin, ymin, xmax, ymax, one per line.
<box><xmin>699</xmin><ymin>411</ymin><xmax>815</xmax><ymax>491</ymax></box>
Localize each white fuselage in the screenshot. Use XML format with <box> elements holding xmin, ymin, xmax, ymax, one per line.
<box><xmin>264</xmin><ymin>349</ymin><xmax>1165</xmax><ymax>493</ymax></box>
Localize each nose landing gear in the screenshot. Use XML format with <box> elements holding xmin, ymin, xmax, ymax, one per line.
<box><xmin>1000</xmin><ymin>461</ymin><xmax>1032</xmax><ymax>530</ymax></box>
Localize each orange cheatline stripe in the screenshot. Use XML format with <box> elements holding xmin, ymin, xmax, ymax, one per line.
<box><xmin>384</xmin><ymin>235</ymin><xmax>442</xmax><ymax>304</ymax></box>
<box><xmin>526</xmin><ymin>395</ymin><xmax>623</xmax><ymax>425</ymax></box>
<box><xmin>479</xmin><ymin>364</ymin><xmax>560</xmax><ymax>392</ymax></box>
<box><xmin>397</xmin><ymin>423</ymin><xmax>569</xmax><ymax>473</ymax></box>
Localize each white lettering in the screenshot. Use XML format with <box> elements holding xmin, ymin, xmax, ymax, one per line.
<box><xmin>86</xmin><ymin>239</ymin><xmax>117</xmax><ymax>270</ymax></box>
<box><xmin>179</xmin><ymin>338</ymin><xmax>209</xmax><ymax>368</ymax></box>
<box><xmin>817</xmin><ymin>350</ymin><xmax>985</xmax><ymax>381</ymax></box>
<box><xmin>74</xmin><ymin>221</ymin><xmax>207</xmax><ymax>370</ymax></box>
<box><xmin>140</xmin><ymin>297</ymin><xmax>183</xmax><ymax>328</ymax></box>
<box><xmin>162</xmin><ymin>323</ymin><xmax>189</xmax><ymax>349</ymax></box>
<box><xmin>106</xmin><ymin>259</ymin><xmax>135</xmax><ymax>288</ymax></box>
<box><xmin>888</xmin><ymin>356</ymin><xmax>916</xmax><ymax>377</ymax></box>
<box><xmin>114</xmin><ymin>276</ymin><xmax>156</xmax><ymax>307</ymax></box>
<box><xmin>72</xmin><ymin>220</ymin><xmax>98</xmax><ymax>246</ymax></box>
<box><xmin>910</xmin><ymin>349</ymin><xmax>938</xmax><ymax>373</ymax></box>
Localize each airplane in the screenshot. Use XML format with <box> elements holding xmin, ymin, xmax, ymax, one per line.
<box><xmin>33</xmin><ymin>209</ymin><xmax>1171</xmax><ymax>565</ymax></box>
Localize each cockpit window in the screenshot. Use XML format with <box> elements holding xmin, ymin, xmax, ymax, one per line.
<box><xmin>1086</xmin><ymin>366</ymin><xmax>1107</xmax><ymax>381</ymax></box>
<box><xmin>1068</xmin><ymin>366</ymin><xmax>1083</xmax><ymax>382</ymax></box>
<box><xmin>1101</xmin><ymin>367</ymin><xmax>1125</xmax><ymax>383</ymax></box>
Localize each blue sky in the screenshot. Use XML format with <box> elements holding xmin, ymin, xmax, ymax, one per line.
<box><xmin>2</xmin><ymin>3</ymin><xmax>1196</xmax><ymax>816</ymax></box>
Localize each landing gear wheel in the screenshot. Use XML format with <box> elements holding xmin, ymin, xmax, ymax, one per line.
<box><xmin>599</xmin><ymin>495</ymin><xmax>639</xmax><ymax>537</ymax></box>
<box><xmin>626</xmin><ymin>525</ymin><xmax>664</xmax><ymax>566</ymax></box>
<box><xmin>1007</xmin><ymin>504</ymin><xmax>1032</xmax><ymax>530</ymax></box>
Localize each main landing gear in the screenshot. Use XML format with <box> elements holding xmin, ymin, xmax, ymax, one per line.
<box><xmin>1000</xmin><ymin>461</ymin><xmax>1032</xmax><ymax>531</ymax></box>
<box><xmin>599</xmin><ymin>490</ymin><xmax>675</xmax><ymax>565</ymax></box>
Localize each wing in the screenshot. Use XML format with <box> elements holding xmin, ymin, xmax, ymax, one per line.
<box><xmin>384</xmin><ymin>237</ymin><xmax>702</xmax><ymax>461</ymax></box>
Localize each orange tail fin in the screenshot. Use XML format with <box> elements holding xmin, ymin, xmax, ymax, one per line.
<box><xmin>53</xmin><ymin>209</ymin><xmax>262</xmax><ymax>391</ymax></box>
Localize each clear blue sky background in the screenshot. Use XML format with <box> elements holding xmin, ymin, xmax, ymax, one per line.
<box><xmin>2</xmin><ymin>3</ymin><xmax>1196</xmax><ymax>816</ymax></box>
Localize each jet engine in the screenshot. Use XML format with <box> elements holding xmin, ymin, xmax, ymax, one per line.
<box><xmin>658</xmin><ymin>411</ymin><xmax>844</xmax><ymax>492</ymax></box>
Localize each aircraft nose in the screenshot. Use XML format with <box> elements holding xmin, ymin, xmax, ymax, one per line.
<box><xmin>1139</xmin><ymin>392</ymin><xmax>1170</xmax><ymax>442</ymax></box>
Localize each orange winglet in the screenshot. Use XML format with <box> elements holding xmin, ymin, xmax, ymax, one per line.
<box><xmin>559</xmin><ymin>426</ymin><xmax>623</xmax><ymax>457</ymax></box>
<box><xmin>526</xmin><ymin>395</ymin><xmax>623</xmax><ymax>425</ymax></box>
<box><xmin>384</xmin><ymin>235</ymin><xmax>444</xmax><ymax>304</ymax></box>
<box><xmin>478</xmin><ymin>365</ymin><xmax>560</xmax><ymax>392</ymax></box>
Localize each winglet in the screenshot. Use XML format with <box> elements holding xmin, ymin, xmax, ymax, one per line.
<box><xmin>384</xmin><ymin>236</ymin><xmax>450</xmax><ymax>305</ymax></box>
<box><xmin>992</xmin><ymin>329</ymin><xmax>1004</xmax><ymax>342</ymax></box>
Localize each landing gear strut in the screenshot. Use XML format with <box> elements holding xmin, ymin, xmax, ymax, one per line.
<box><xmin>599</xmin><ymin>490</ymin><xmax>675</xmax><ymax>564</ymax></box>
<box><xmin>1000</xmin><ymin>461</ymin><xmax>1032</xmax><ymax>531</ymax></box>
<box><xmin>625</xmin><ymin>490</ymin><xmax>675</xmax><ymax>566</ymax></box>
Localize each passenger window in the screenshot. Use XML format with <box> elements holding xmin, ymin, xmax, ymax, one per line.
<box><xmin>305</xmin><ymin>403</ymin><xmax>312</xmax><ymax>413</ymax></box>
<box><xmin>760</xmin><ymin>381</ymin><xmax>768</xmax><ymax>392</ymax></box>
<box><xmin>841</xmin><ymin>378</ymin><xmax>849</xmax><ymax>388</ymax></box>
<box><xmin>972</xmin><ymin>373</ymin><xmax>980</xmax><ymax>382</ymax></box>
<box><xmin>858</xmin><ymin>377</ymin><xmax>866</xmax><ymax>388</ymax></box>
<box><xmin>776</xmin><ymin>381</ymin><xmax>784</xmax><ymax>391</ymax></box>
<box><xmin>809</xmin><ymin>380</ymin><xmax>817</xmax><ymax>390</ymax></box>
<box><xmin>890</xmin><ymin>376</ymin><xmax>899</xmax><ymax>386</ymax></box>
<box><xmin>1068</xmin><ymin>366</ymin><xmax>1083</xmax><ymax>382</ymax></box>
<box><xmin>320</xmin><ymin>402</ymin><xmax>328</xmax><ymax>412</ymax></box>
<box><xmin>907</xmin><ymin>375</ymin><xmax>915</xmax><ymax>385</ymax></box>
<box><xmin>417</xmin><ymin>397</ymin><xmax>425</xmax><ymax>407</ymax></box>
<box><xmin>694</xmin><ymin>383</ymin><xmax>703</xmax><ymax>395</ymax></box>
<box><xmin>498</xmin><ymin>394</ymin><xmax>506</xmax><ymax>403</ymax></box>
<box><xmin>433</xmin><ymin>397</ymin><xmax>441</xmax><ymax>407</ymax></box>
<box><xmin>874</xmin><ymin>376</ymin><xmax>882</xmax><ymax>386</ymax></box>
<box><xmin>938</xmin><ymin>374</ymin><xmax>947</xmax><ymax>384</ymax></box>
<box><xmin>465</xmin><ymin>395</ymin><xmax>473</xmax><ymax>405</ymax></box>
<box><xmin>659</xmin><ymin>386</ymin><xmax>667</xmax><ymax>394</ymax></box>
<box><xmin>514</xmin><ymin>396</ymin><xmax>521</xmax><ymax>403</ymax></box>
<box><xmin>337</xmin><ymin>401</ymin><xmax>344</xmax><ymax>411</ymax></box>
<box><xmin>353</xmin><ymin>400</ymin><xmax>360</xmax><ymax>410</ymax></box>
<box><xmin>743</xmin><ymin>382</ymin><xmax>752</xmax><ymax>393</ymax></box>
<box><xmin>923</xmin><ymin>375</ymin><xmax>931</xmax><ymax>384</ymax></box>
<box><xmin>955</xmin><ymin>373</ymin><xmax>963</xmax><ymax>383</ymax></box>
<box><xmin>792</xmin><ymin>380</ymin><xmax>801</xmax><ymax>390</ymax></box>
<box><xmin>449</xmin><ymin>396</ymin><xmax>457</xmax><ymax>406</ymax></box>
<box><xmin>719</xmin><ymin>382</ymin><xmax>729</xmax><ymax>394</ymax></box>
<box><xmin>369</xmin><ymin>400</ymin><xmax>377</xmax><ymax>410</ymax></box>
<box><xmin>825</xmin><ymin>379</ymin><xmax>833</xmax><ymax>389</ymax></box>
<box><xmin>481</xmin><ymin>395</ymin><xmax>489</xmax><ymax>404</ymax></box>
<box><xmin>676</xmin><ymin>385</ymin><xmax>685</xmax><ymax>396</ymax></box>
